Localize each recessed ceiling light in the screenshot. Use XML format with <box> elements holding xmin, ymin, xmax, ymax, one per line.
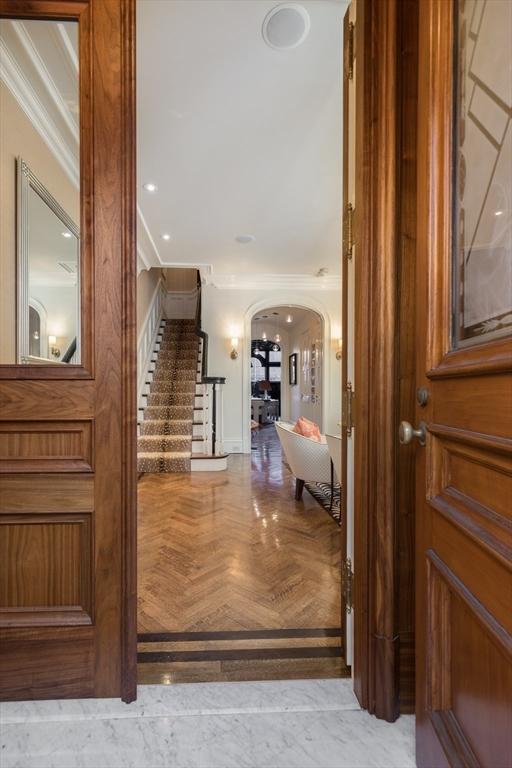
<box><xmin>61</xmin><ymin>231</ymin><xmax>72</xmax><ymax>238</ymax></box>
<box><xmin>161</xmin><ymin>233</ymin><xmax>171</xmax><ymax>241</ymax></box>
<box><xmin>143</xmin><ymin>182</ymin><xmax>158</xmax><ymax>192</ymax></box>
<box><xmin>262</xmin><ymin>4</ymin><xmax>311</xmax><ymax>51</ymax></box>
<box><xmin>235</xmin><ymin>234</ymin><xmax>255</xmax><ymax>244</ymax></box>
<box><xmin>495</xmin><ymin>210</ymin><xmax>503</xmax><ymax>216</ymax></box>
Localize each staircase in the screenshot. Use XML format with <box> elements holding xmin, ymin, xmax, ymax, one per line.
<box><xmin>138</xmin><ymin>319</ymin><xmax>199</xmax><ymax>472</ymax></box>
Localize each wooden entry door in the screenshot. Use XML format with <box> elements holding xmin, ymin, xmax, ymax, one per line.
<box><xmin>414</xmin><ymin>1</ymin><xmax>512</xmax><ymax>764</ymax></box>
<box><xmin>0</xmin><ymin>0</ymin><xmax>136</xmax><ymax>702</ymax></box>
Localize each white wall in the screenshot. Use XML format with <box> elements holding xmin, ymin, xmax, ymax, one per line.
<box><xmin>286</xmin><ymin>312</ymin><xmax>324</xmax><ymax>427</ymax></box>
<box><xmin>202</xmin><ymin>285</ymin><xmax>342</xmax><ymax>453</ymax></box>
<box><xmin>137</xmin><ymin>268</ymin><xmax>162</xmax><ymax>334</ymax></box>
<box><xmin>164</xmin><ymin>289</ymin><xmax>197</xmax><ymax>319</ymax></box>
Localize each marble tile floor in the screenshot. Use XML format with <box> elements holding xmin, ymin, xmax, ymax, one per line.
<box><xmin>1</xmin><ymin>679</ymin><xmax>416</xmax><ymax>768</ymax></box>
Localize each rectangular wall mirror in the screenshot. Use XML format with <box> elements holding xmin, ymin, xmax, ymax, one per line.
<box><xmin>0</xmin><ymin>18</ymin><xmax>80</xmax><ymax>365</ymax></box>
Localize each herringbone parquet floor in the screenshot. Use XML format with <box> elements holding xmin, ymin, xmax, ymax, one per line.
<box><xmin>138</xmin><ymin>425</ymin><xmax>342</xmax><ymax>632</ymax></box>
<box><xmin>137</xmin><ymin>425</ymin><xmax>345</xmax><ymax>682</ymax></box>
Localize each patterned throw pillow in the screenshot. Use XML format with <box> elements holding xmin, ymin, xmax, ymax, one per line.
<box><xmin>293</xmin><ymin>416</ymin><xmax>323</xmax><ymax>442</ymax></box>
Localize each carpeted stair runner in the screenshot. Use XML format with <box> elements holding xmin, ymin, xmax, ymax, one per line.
<box><xmin>138</xmin><ymin>319</ymin><xmax>199</xmax><ymax>473</ymax></box>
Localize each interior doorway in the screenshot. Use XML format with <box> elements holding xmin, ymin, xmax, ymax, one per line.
<box><xmin>0</xmin><ymin>0</ymin><xmax>423</xmax><ymax>722</ymax></box>
<box><xmin>250</xmin><ymin>306</ymin><xmax>325</xmax><ymax>430</ymax></box>
<box><xmin>136</xmin><ymin>298</ymin><xmax>346</xmax><ymax>684</ymax></box>
<box><xmin>135</xmin><ymin>0</ymin><xmax>350</xmax><ymax>685</ymax></box>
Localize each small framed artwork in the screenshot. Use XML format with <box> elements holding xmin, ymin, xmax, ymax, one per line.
<box><xmin>288</xmin><ymin>353</ymin><xmax>298</xmax><ymax>385</ymax></box>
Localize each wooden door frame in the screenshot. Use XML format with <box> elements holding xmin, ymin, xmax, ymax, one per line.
<box><xmin>119</xmin><ymin>0</ymin><xmax>138</xmax><ymax>704</ymax></box>
<box><xmin>124</xmin><ymin>0</ymin><xmax>415</xmax><ymax>715</ymax></box>
<box><xmin>352</xmin><ymin>0</ymin><xmax>418</xmax><ymax>721</ymax></box>
<box><xmin>0</xmin><ymin>0</ymin><xmax>137</xmax><ymax>703</ymax></box>
<box><xmin>128</xmin><ymin>0</ymin><xmax>411</xmax><ymax>714</ymax></box>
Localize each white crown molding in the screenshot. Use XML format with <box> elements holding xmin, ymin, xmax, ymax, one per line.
<box><xmin>137</xmin><ymin>204</ymin><xmax>161</xmax><ymax>266</ymax></box>
<box><xmin>210</xmin><ymin>273</ymin><xmax>341</xmax><ymax>291</ymax></box>
<box><xmin>12</xmin><ymin>21</ymin><xmax>79</xmax><ymax>140</ymax></box>
<box><xmin>155</xmin><ymin>260</ymin><xmax>213</xmax><ymax>284</ymax></box>
<box><xmin>0</xmin><ymin>38</ymin><xmax>79</xmax><ymax>188</ymax></box>
<box><xmin>199</xmin><ymin>265</ymin><xmax>213</xmax><ymax>285</ymax></box>
<box><xmin>137</xmin><ymin>247</ymin><xmax>150</xmax><ymax>275</ymax></box>
<box><xmin>165</xmin><ymin>287</ymin><xmax>198</xmax><ymax>298</ymax></box>
<box><xmin>56</xmin><ymin>22</ymin><xmax>79</xmax><ymax>74</ymax></box>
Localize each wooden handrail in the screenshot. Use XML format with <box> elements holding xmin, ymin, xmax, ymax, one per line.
<box><xmin>61</xmin><ymin>337</ymin><xmax>77</xmax><ymax>363</ymax></box>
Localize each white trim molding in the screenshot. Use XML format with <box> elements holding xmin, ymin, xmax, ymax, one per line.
<box><xmin>137</xmin><ymin>277</ymin><xmax>166</xmax><ymax>407</ymax></box>
<box><xmin>137</xmin><ymin>243</ymin><xmax>152</xmax><ymax>274</ymax></box>
<box><xmin>12</xmin><ymin>21</ymin><xmax>79</xmax><ymax>140</ymax></box>
<box><xmin>0</xmin><ymin>38</ymin><xmax>79</xmax><ymax>187</ymax></box>
<box><xmin>211</xmin><ymin>273</ymin><xmax>341</xmax><ymax>291</ymax></box>
<box><xmin>56</xmin><ymin>23</ymin><xmax>78</xmax><ymax>74</ymax></box>
<box><xmin>137</xmin><ymin>204</ymin><xmax>161</xmax><ymax>267</ymax></box>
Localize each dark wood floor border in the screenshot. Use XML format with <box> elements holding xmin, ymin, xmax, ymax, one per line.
<box><xmin>138</xmin><ymin>627</ymin><xmax>342</xmax><ymax>643</ymax></box>
<box><xmin>138</xmin><ymin>646</ymin><xmax>343</xmax><ymax>663</ymax></box>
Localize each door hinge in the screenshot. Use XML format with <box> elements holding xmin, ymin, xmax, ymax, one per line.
<box><xmin>345</xmin><ymin>22</ymin><xmax>355</xmax><ymax>81</ymax></box>
<box><xmin>344</xmin><ymin>203</ymin><xmax>354</xmax><ymax>260</ymax></box>
<box><xmin>345</xmin><ymin>381</ymin><xmax>354</xmax><ymax>436</ymax></box>
<box><xmin>342</xmin><ymin>557</ymin><xmax>354</xmax><ymax>614</ymax></box>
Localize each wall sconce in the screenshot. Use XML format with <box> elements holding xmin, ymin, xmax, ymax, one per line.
<box><xmin>336</xmin><ymin>338</ymin><xmax>342</xmax><ymax>361</ymax></box>
<box><xmin>230</xmin><ymin>337</ymin><xmax>239</xmax><ymax>360</ymax></box>
<box><xmin>48</xmin><ymin>335</ymin><xmax>61</xmax><ymax>358</ymax></box>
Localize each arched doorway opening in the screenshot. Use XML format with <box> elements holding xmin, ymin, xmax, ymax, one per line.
<box><xmin>28</xmin><ymin>299</ymin><xmax>48</xmax><ymax>359</ymax></box>
<box><xmin>249</xmin><ymin>305</ymin><xmax>324</xmax><ymax>433</ymax></box>
<box><xmin>242</xmin><ymin>297</ymin><xmax>336</xmax><ymax>454</ymax></box>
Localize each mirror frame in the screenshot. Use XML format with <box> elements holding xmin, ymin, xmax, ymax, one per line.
<box><xmin>0</xmin><ymin>1</ymin><xmax>92</xmax><ymax>379</ymax></box>
<box><xmin>17</xmin><ymin>157</ymin><xmax>81</xmax><ymax>365</ymax></box>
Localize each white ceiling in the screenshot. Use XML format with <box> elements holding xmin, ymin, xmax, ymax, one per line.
<box><xmin>137</xmin><ymin>0</ymin><xmax>348</xmax><ymax>277</ymax></box>
<box><xmin>251</xmin><ymin>305</ymin><xmax>317</xmax><ymax>334</ymax></box>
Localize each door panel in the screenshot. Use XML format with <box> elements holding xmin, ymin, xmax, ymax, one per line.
<box><xmin>415</xmin><ymin>1</ymin><xmax>512</xmax><ymax>764</ymax></box>
<box><xmin>0</xmin><ymin>0</ymin><xmax>136</xmax><ymax>701</ymax></box>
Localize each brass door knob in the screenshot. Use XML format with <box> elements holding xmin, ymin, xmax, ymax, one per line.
<box><xmin>399</xmin><ymin>420</ymin><xmax>426</xmax><ymax>447</ymax></box>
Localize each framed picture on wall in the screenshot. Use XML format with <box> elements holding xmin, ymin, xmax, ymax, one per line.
<box><xmin>288</xmin><ymin>353</ymin><xmax>297</xmax><ymax>385</ymax></box>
